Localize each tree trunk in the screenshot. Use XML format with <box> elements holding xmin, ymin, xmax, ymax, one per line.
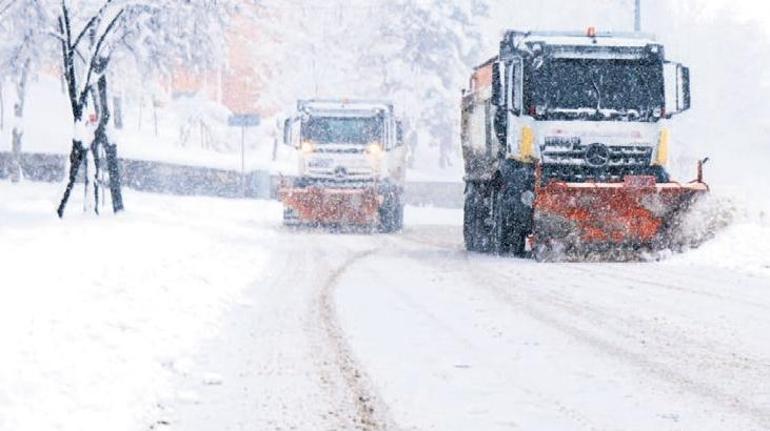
<box><xmin>0</xmin><ymin>83</ymin><xmax>4</xmax><ymax>131</ymax></box>
<box><xmin>113</xmin><ymin>95</ymin><xmax>123</xmax><ymax>129</ymax></box>
<box><xmin>153</xmin><ymin>98</ymin><xmax>159</xmax><ymax>137</ymax></box>
<box><xmin>95</xmin><ymin>72</ymin><xmax>123</xmax><ymax>213</ymax></box>
<box><xmin>11</xmin><ymin>59</ymin><xmax>30</xmax><ymax>183</ymax></box>
<box><xmin>57</xmin><ymin>139</ymin><xmax>86</xmax><ymax>218</ymax></box>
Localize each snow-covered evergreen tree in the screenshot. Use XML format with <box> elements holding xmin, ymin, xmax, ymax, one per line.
<box><xmin>0</xmin><ymin>0</ymin><xmax>50</xmax><ymax>181</ymax></box>
<box><xmin>346</xmin><ymin>0</ymin><xmax>488</xmax><ymax>170</ymax></box>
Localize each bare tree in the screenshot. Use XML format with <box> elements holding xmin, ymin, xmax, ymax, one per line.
<box><xmin>50</xmin><ymin>0</ymin><xmax>238</xmax><ymax>217</ymax></box>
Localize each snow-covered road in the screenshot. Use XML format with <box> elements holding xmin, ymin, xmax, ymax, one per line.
<box><xmin>337</xmin><ymin>231</ymin><xmax>770</xmax><ymax>430</ymax></box>
<box><xmin>2</xmin><ymin>183</ymin><xmax>770</xmax><ymax>430</ymax></box>
<box><xmin>167</xmin><ymin>217</ymin><xmax>770</xmax><ymax>430</ymax></box>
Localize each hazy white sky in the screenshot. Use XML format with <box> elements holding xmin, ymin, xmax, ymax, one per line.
<box><xmin>483</xmin><ymin>0</ymin><xmax>770</xmax><ymax>47</ymax></box>
<box><xmin>698</xmin><ymin>0</ymin><xmax>770</xmax><ymax>23</ymax></box>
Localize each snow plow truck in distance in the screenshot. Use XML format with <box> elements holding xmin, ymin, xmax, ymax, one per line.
<box><xmin>281</xmin><ymin>99</ymin><xmax>407</xmax><ymax>232</ymax></box>
<box><xmin>461</xmin><ymin>29</ymin><xmax>709</xmax><ymax>260</ymax></box>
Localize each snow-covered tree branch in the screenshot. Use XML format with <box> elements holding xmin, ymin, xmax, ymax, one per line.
<box><xmin>48</xmin><ymin>0</ymin><xmax>241</xmax><ymax>217</ymax></box>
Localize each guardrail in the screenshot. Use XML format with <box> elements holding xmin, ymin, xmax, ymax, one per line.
<box><xmin>0</xmin><ymin>151</ymin><xmax>463</xmax><ymax>208</ymax></box>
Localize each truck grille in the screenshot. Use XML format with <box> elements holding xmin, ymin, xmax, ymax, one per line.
<box><xmin>541</xmin><ymin>142</ymin><xmax>653</xmax><ymax>167</ymax></box>
<box><xmin>540</xmin><ymin>140</ymin><xmax>655</xmax><ymax>183</ymax></box>
<box><xmin>305</xmin><ymin>167</ymin><xmax>375</xmax><ymax>183</ymax></box>
<box><xmin>313</xmin><ymin>147</ymin><xmax>365</xmax><ymax>154</ymax></box>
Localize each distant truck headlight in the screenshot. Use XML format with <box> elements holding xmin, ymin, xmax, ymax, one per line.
<box><xmin>301</xmin><ymin>141</ymin><xmax>315</xmax><ymax>154</ymax></box>
<box><xmin>366</xmin><ymin>142</ymin><xmax>384</xmax><ymax>170</ymax></box>
<box><xmin>366</xmin><ymin>142</ymin><xmax>383</xmax><ymax>157</ymax></box>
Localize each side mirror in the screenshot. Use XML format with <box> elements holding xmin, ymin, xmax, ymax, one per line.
<box><xmin>664</xmin><ymin>62</ymin><xmax>691</xmax><ymax>116</ymax></box>
<box><xmin>283</xmin><ymin>117</ymin><xmax>301</xmax><ymax>148</ymax></box>
<box><xmin>396</xmin><ymin>121</ymin><xmax>405</xmax><ymax>147</ymax></box>
<box><xmin>283</xmin><ymin>118</ymin><xmax>292</xmax><ymax>147</ymax></box>
<box><xmin>680</xmin><ymin>65</ymin><xmax>691</xmax><ymax>112</ymax></box>
<box><xmin>508</xmin><ymin>58</ymin><xmax>523</xmax><ymax>116</ymax></box>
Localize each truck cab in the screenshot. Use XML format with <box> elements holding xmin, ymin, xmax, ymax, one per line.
<box><xmin>462</xmin><ymin>30</ymin><xmax>705</xmax><ymax>257</ymax></box>
<box><xmin>282</xmin><ymin>99</ymin><xmax>407</xmax><ymax>231</ymax></box>
<box><xmin>463</xmin><ymin>30</ymin><xmax>691</xmax><ymax>185</ymax></box>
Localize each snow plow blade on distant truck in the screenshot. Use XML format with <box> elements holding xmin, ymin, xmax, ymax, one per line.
<box><xmin>462</xmin><ymin>29</ymin><xmax>708</xmax><ymax>260</ymax></box>
<box><xmin>281</xmin><ymin>100</ymin><xmax>407</xmax><ymax>232</ymax></box>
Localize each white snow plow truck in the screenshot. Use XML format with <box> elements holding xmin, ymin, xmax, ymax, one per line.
<box><xmin>462</xmin><ymin>29</ymin><xmax>709</xmax><ymax>259</ymax></box>
<box><xmin>281</xmin><ymin>99</ymin><xmax>407</xmax><ymax>232</ymax></box>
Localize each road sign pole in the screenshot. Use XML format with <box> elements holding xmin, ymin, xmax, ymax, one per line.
<box><xmin>241</xmin><ymin>126</ymin><xmax>246</xmax><ymax>197</ymax></box>
<box><xmin>634</xmin><ymin>0</ymin><xmax>641</xmax><ymax>32</ymax></box>
<box><xmin>227</xmin><ymin>114</ymin><xmax>260</xmax><ymax>198</ymax></box>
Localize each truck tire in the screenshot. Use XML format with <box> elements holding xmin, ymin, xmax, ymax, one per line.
<box><xmin>464</xmin><ymin>182</ymin><xmax>485</xmax><ymax>251</ymax></box>
<box><xmin>491</xmin><ymin>186</ymin><xmax>519</xmax><ymax>255</ymax></box>
<box><xmin>492</xmin><ymin>161</ymin><xmax>536</xmax><ymax>256</ymax></box>
<box><xmin>464</xmin><ymin>181</ymin><xmax>495</xmax><ymax>252</ymax></box>
<box><xmin>394</xmin><ymin>203</ymin><xmax>404</xmax><ymax>231</ymax></box>
<box><xmin>463</xmin><ymin>182</ymin><xmax>479</xmax><ymax>251</ymax></box>
<box><xmin>379</xmin><ymin>190</ymin><xmax>403</xmax><ymax>233</ymax></box>
<box><xmin>283</xmin><ymin>206</ymin><xmax>300</xmax><ymax>226</ymax></box>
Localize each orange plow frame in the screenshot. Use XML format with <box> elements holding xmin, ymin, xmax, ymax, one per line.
<box><xmin>532</xmin><ymin>163</ymin><xmax>709</xmax><ymax>248</ymax></box>
<box><xmin>280</xmin><ymin>186</ymin><xmax>381</xmax><ymax>226</ymax></box>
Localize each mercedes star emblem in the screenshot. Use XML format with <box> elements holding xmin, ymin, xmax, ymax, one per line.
<box><xmin>334</xmin><ymin>166</ymin><xmax>348</xmax><ymax>179</ymax></box>
<box><xmin>585</xmin><ymin>143</ymin><xmax>611</xmax><ymax>168</ymax></box>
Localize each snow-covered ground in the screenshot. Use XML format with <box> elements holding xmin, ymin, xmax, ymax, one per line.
<box><xmin>2</xmin><ymin>181</ymin><xmax>769</xmax><ymax>430</ymax></box>
<box><xmin>0</xmin><ymin>182</ymin><xmax>279</xmax><ymax>431</ymax></box>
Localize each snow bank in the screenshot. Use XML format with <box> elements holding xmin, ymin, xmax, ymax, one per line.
<box><xmin>0</xmin><ymin>181</ymin><xmax>281</xmax><ymax>431</ymax></box>
<box><xmin>673</xmin><ymin>222</ymin><xmax>770</xmax><ymax>278</ymax></box>
<box><xmin>669</xmin><ymin>190</ymin><xmax>770</xmax><ymax>278</ymax></box>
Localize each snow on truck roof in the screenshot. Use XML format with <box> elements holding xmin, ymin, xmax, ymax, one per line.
<box><xmin>506</xmin><ymin>30</ymin><xmax>657</xmax><ymax>49</ymax></box>
<box><xmin>298</xmin><ymin>99</ymin><xmax>394</xmax><ymax>115</ymax></box>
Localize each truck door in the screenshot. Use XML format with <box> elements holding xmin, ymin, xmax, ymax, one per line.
<box><xmin>506</xmin><ymin>57</ymin><xmax>523</xmax><ymax>156</ymax></box>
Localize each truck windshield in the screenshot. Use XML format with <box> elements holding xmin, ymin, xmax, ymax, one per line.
<box><xmin>530</xmin><ymin>58</ymin><xmax>664</xmax><ymax>121</ymax></box>
<box><xmin>302</xmin><ymin>116</ymin><xmax>383</xmax><ymax>144</ymax></box>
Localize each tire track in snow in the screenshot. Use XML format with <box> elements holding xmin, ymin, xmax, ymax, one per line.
<box><xmin>385</xmin><ymin>233</ymin><xmax>614</xmax><ymax>431</ymax></box>
<box><xmin>562</xmin><ymin>263</ymin><xmax>770</xmax><ymax>311</ymax></box>
<box><xmin>467</xmin><ymin>260</ymin><xmax>770</xmax><ymax>429</ymax></box>
<box><xmin>400</xmin><ymin>228</ymin><xmax>770</xmax><ymax>382</ymax></box>
<box><xmin>502</xmin><ymin>262</ymin><xmax>770</xmax><ymax>381</ymax></box>
<box><xmin>318</xmin><ymin>247</ymin><xmax>397</xmax><ymax>431</ymax></box>
<box><xmin>394</xmin><ymin>229</ymin><xmax>770</xmax><ymax>428</ymax></box>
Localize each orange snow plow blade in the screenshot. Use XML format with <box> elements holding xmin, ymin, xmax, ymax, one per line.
<box><xmin>533</xmin><ymin>174</ymin><xmax>709</xmax><ymax>249</ymax></box>
<box><xmin>280</xmin><ymin>187</ymin><xmax>380</xmax><ymax>225</ymax></box>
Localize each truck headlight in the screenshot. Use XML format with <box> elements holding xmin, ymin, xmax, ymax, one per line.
<box><xmin>301</xmin><ymin>141</ymin><xmax>315</xmax><ymax>154</ymax></box>
<box><xmin>366</xmin><ymin>143</ymin><xmax>383</xmax><ymax>158</ymax></box>
<box><xmin>366</xmin><ymin>143</ymin><xmax>384</xmax><ymax>170</ymax></box>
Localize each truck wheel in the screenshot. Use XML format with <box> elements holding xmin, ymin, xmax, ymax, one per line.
<box><xmin>464</xmin><ymin>182</ymin><xmax>479</xmax><ymax>251</ymax></box>
<box><xmin>464</xmin><ymin>182</ymin><xmax>489</xmax><ymax>252</ymax></box>
<box><xmin>378</xmin><ymin>191</ymin><xmax>403</xmax><ymax>233</ymax></box>
<box><xmin>476</xmin><ymin>182</ymin><xmax>495</xmax><ymax>253</ymax></box>
<box><xmin>492</xmin><ymin>185</ymin><xmax>527</xmax><ymax>256</ymax></box>
<box><xmin>491</xmin><ymin>187</ymin><xmax>511</xmax><ymax>255</ymax></box>
<box><xmin>394</xmin><ymin>203</ymin><xmax>404</xmax><ymax>231</ymax></box>
<box><xmin>283</xmin><ymin>207</ymin><xmax>300</xmax><ymax>227</ymax></box>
